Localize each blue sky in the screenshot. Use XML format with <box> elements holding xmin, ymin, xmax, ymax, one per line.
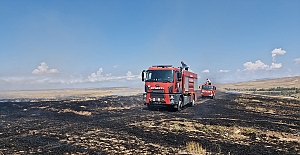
<box><xmin>0</xmin><ymin>0</ymin><xmax>300</xmax><ymax>90</ymax></box>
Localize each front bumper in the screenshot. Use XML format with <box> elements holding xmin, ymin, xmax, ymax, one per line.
<box><xmin>143</xmin><ymin>93</ymin><xmax>180</xmax><ymax>105</ymax></box>
<box><xmin>201</xmin><ymin>92</ymin><xmax>214</xmax><ymax>97</ymax></box>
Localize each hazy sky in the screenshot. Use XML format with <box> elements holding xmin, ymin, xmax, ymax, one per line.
<box><xmin>0</xmin><ymin>0</ymin><xmax>300</xmax><ymax>90</ymax></box>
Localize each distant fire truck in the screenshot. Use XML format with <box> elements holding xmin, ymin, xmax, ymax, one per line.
<box><xmin>142</xmin><ymin>65</ymin><xmax>199</xmax><ymax>111</ymax></box>
<box><xmin>200</xmin><ymin>83</ymin><xmax>216</xmax><ymax>99</ymax></box>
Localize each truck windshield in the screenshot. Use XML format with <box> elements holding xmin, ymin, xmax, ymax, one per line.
<box><xmin>202</xmin><ymin>85</ymin><xmax>214</xmax><ymax>90</ymax></box>
<box><xmin>145</xmin><ymin>70</ymin><xmax>174</xmax><ymax>82</ymax></box>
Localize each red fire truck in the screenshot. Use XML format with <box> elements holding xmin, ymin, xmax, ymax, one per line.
<box><xmin>200</xmin><ymin>83</ymin><xmax>216</xmax><ymax>99</ymax></box>
<box><xmin>142</xmin><ymin>65</ymin><xmax>199</xmax><ymax>111</ymax></box>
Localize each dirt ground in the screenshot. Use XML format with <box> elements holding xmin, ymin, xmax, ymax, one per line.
<box><xmin>0</xmin><ymin>92</ymin><xmax>299</xmax><ymax>155</ymax></box>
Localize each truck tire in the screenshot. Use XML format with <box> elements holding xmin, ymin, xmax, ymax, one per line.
<box><xmin>147</xmin><ymin>104</ymin><xmax>153</xmax><ymax>110</ymax></box>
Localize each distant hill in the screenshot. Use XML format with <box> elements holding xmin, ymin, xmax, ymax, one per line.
<box><xmin>218</xmin><ymin>76</ymin><xmax>300</xmax><ymax>91</ymax></box>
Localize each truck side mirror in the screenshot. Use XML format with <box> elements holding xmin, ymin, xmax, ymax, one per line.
<box><xmin>141</xmin><ymin>70</ymin><xmax>145</xmax><ymax>81</ymax></box>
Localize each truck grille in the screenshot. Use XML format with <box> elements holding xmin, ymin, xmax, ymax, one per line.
<box><xmin>150</xmin><ymin>90</ymin><xmax>165</xmax><ymax>98</ymax></box>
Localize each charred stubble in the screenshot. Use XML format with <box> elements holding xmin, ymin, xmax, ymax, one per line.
<box><xmin>0</xmin><ymin>93</ymin><xmax>299</xmax><ymax>154</ymax></box>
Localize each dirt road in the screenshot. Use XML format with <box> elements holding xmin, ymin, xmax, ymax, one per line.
<box><xmin>0</xmin><ymin>92</ymin><xmax>299</xmax><ymax>154</ymax></box>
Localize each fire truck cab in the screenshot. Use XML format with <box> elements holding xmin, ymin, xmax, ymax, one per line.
<box><xmin>142</xmin><ymin>65</ymin><xmax>198</xmax><ymax>111</ymax></box>
<box><xmin>200</xmin><ymin>83</ymin><xmax>216</xmax><ymax>99</ymax></box>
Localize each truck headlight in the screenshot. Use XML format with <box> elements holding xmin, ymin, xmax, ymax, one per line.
<box><xmin>169</xmin><ymin>95</ymin><xmax>174</xmax><ymax>104</ymax></box>
<box><xmin>170</xmin><ymin>95</ymin><xmax>174</xmax><ymax>99</ymax></box>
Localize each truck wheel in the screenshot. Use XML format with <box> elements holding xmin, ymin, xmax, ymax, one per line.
<box><xmin>147</xmin><ymin>105</ymin><xmax>153</xmax><ymax>110</ymax></box>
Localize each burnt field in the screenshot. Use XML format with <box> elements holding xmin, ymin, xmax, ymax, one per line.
<box><xmin>0</xmin><ymin>93</ymin><xmax>299</xmax><ymax>155</ymax></box>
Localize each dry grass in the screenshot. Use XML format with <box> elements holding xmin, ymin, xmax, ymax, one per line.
<box><xmin>0</xmin><ymin>88</ymin><xmax>143</xmax><ymax>100</ymax></box>
<box><xmin>186</xmin><ymin>141</ymin><xmax>206</xmax><ymax>155</ymax></box>
<box><xmin>265</xmin><ymin>109</ymin><xmax>275</xmax><ymax>114</ymax></box>
<box><xmin>243</xmin><ymin>127</ymin><xmax>258</xmax><ymax>135</ymax></box>
<box><xmin>218</xmin><ymin>76</ymin><xmax>300</xmax><ymax>91</ymax></box>
<box><xmin>58</xmin><ymin>108</ymin><xmax>92</xmax><ymax>116</ymax></box>
<box><xmin>233</xmin><ymin>98</ymin><xmax>249</xmax><ymax>103</ymax></box>
<box><xmin>245</xmin><ymin>106</ymin><xmax>266</xmax><ymax>113</ymax></box>
<box><xmin>101</xmin><ymin>106</ymin><xmax>132</xmax><ymax>111</ymax></box>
